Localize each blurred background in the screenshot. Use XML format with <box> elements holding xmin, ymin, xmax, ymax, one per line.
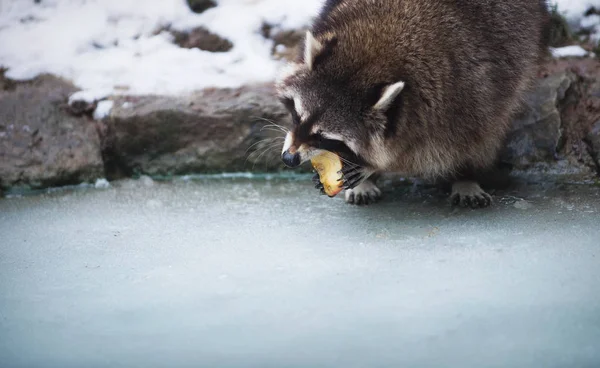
<box><xmin>0</xmin><ymin>0</ymin><xmax>599</xmax><ymax>193</ymax></box>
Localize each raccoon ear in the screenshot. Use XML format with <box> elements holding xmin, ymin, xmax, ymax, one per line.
<box><xmin>373</xmin><ymin>81</ymin><xmax>405</xmax><ymax>111</ymax></box>
<box><xmin>304</xmin><ymin>31</ymin><xmax>336</xmax><ymax>70</ymax></box>
<box><xmin>304</xmin><ymin>31</ymin><xmax>323</xmax><ymax>70</ymax></box>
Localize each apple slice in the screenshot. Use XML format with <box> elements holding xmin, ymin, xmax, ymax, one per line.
<box><xmin>311</xmin><ymin>151</ymin><xmax>343</xmax><ymax>197</ymax></box>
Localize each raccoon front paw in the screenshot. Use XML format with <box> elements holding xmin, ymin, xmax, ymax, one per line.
<box><xmin>450</xmin><ymin>181</ymin><xmax>493</xmax><ymax>209</ymax></box>
<box><xmin>345</xmin><ymin>180</ymin><xmax>382</xmax><ymax>205</ymax></box>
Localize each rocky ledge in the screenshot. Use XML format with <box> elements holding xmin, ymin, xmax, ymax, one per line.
<box><xmin>1</xmin><ymin>59</ymin><xmax>600</xmax><ymax>194</ymax></box>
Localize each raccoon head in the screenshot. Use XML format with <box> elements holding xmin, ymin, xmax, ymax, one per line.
<box><xmin>275</xmin><ymin>31</ymin><xmax>405</xmax><ymax>171</ymax></box>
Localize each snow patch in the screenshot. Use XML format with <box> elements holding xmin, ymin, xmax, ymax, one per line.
<box><xmin>94</xmin><ymin>178</ymin><xmax>111</xmax><ymax>189</ymax></box>
<box><xmin>93</xmin><ymin>100</ymin><xmax>114</xmax><ymax>120</ymax></box>
<box><xmin>69</xmin><ymin>89</ymin><xmax>111</xmax><ymax>105</ymax></box>
<box><xmin>0</xmin><ymin>0</ymin><xmax>322</xmax><ymax>96</ymax></box>
<box><xmin>551</xmin><ymin>0</ymin><xmax>597</xmax><ymax>19</ymax></box>
<box><xmin>580</xmin><ymin>14</ymin><xmax>600</xmax><ymax>41</ymax></box>
<box><xmin>138</xmin><ymin>175</ymin><xmax>155</xmax><ymax>187</ymax></box>
<box><xmin>550</xmin><ymin>45</ymin><xmax>590</xmax><ymax>58</ymax></box>
<box><xmin>0</xmin><ymin>0</ymin><xmax>596</xmax><ymax>98</ymax></box>
<box><xmin>581</xmin><ymin>14</ymin><xmax>600</xmax><ymax>29</ymax></box>
<box><xmin>551</xmin><ymin>0</ymin><xmax>600</xmax><ymax>41</ymax></box>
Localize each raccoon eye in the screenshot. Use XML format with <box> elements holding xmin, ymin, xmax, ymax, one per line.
<box><xmin>316</xmin><ymin>132</ymin><xmax>324</xmax><ymax>144</ymax></box>
<box><xmin>312</xmin><ymin>133</ymin><xmax>325</xmax><ymax>148</ymax></box>
<box><xmin>281</xmin><ymin>97</ymin><xmax>301</xmax><ymax>125</ymax></box>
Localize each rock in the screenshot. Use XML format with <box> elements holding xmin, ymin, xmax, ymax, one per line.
<box><xmin>585</xmin><ymin>77</ymin><xmax>600</xmax><ymax>171</ymax></box>
<box><xmin>1</xmin><ymin>68</ymin><xmax>15</xmax><ymax>91</ymax></box>
<box><xmin>172</xmin><ymin>27</ymin><xmax>233</xmax><ymax>53</ymax></box>
<box><xmin>501</xmin><ymin>71</ymin><xmax>599</xmax><ymax>180</ymax></box>
<box><xmin>0</xmin><ymin>75</ymin><xmax>104</xmax><ymax>191</ymax></box>
<box><xmin>2</xmin><ymin>61</ymin><xmax>599</xmax><ymax>193</ymax></box>
<box><xmin>186</xmin><ymin>0</ymin><xmax>216</xmax><ymax>14</ymax></box>
<box><xmin>102</xmin><ymin>69</ymin><xmax>600</xmax><ymax>182</ymax></box>
<box><xmin>502</xmin><ymin>73</ymin><xmax>572</xmax><ymax>166</ymax></box>
<box><xmin>587</xmin><ymin>121</ymin><xmax>600</xmax><ymax>173</ymax></box>
<box><xmin>100</xmin><ymin>85</ymin><xmax>294</xmax><ymax>178</ymax></box>
<box><xmin>68</xmin><ymin>99</ymin><xmax>96</xmax><ymax>116</ymax></box>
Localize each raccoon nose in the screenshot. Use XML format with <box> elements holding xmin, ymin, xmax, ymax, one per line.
<box><xmin>282</xmin><ymin>150</ymin><xmax>301</xmax><ymax>168</ymax></box>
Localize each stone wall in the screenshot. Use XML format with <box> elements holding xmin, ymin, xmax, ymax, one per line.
<box><xmin>1</xmin><ymin>60</ymin><xmax>600</xmax><ymax>194</ymax></box>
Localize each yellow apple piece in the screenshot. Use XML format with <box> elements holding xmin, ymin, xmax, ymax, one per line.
<box><xmin>311</xmin><ymin>151</ymin><xmax>343</xmax><ymax>197</ymax></box>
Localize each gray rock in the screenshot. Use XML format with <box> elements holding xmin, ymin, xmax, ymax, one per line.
<box><xmin>172</xmin><ymin>27</ymin><xmax>233</xmax><ymax>53</ymax></box>
<box><xmin>500</xmin><ymin>71</ymin><xmax>598</xmax><ymax>181</ymax></box>
<box><xmin>186</xmin><ymin>0</ymin><xmax>216</xmax><ymax>14</ymax></box>
<box><xmin>101</xmin><ymin>85</ymin><xmax>293</xmax><ymax>178</ymax></box>
<box><xmin>3</xmin><ymin>67</ymin><xmax>599</xmax><ymax>193</ymax></box>
<box><xmin>587</xmin><ymin>120</ymin><xmax>600</xmax><ymax>172</ymax></box>
<box><xmin>103</xmin><ymin>72</ymin><xmax>599</xmax><ymax>181</ymax></box>
<box><xmin>0</xmin><ymin>75</ymin><xmax>104</xmax><ymax>191</ymax></box>
<box><xmin>502</xmin><ymin>73</ymin><xmax>573</xmax><ymax>166</ymax></box>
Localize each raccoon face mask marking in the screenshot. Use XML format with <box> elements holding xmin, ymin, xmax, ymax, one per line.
<box><xmin>277</xmin><ymin>80</ymin><xmax>406</xmax><ymax>171</ymax></box>
<box><xmin>276</xmin><ymin>30</ymin><xmax>409</xmax><ymax>172</ymax></box>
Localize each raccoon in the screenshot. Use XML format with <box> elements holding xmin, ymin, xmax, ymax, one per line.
<box><xmin>276</xmin><ymin>0</ymin><xmax>550</xmax><ymax>207</ymax></box>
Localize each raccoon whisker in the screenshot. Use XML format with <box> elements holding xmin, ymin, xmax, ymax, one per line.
<box><xmin>318</xmin><ymin>156</ymin><xmax>361</xmax><ymax>170</ymax></box>
<box><xmin>338</xmin><ymin>156</ymin><xmax>362</xmax><ymax>169</ymax></box>
<box><xmin>318</xmin><ymin>152</ymin><xmax>361</xmax><ymax>169</ymax></box>
<box><xmin>246</xmin><ymin>146</ymin><xmax>271</xmax><ymax>168</ymax></box>
<box><xmin>252</xmin><ymin>146</ymin><xmax>280</xmax><ymax>171</ymax></box>
<box><xmin>260</xmin><ymin>127</ymin><xmax>288</xmax><ymax>134</ymax></box>
<box><xmin>343</xmin><ymin>173</ymin><xmax>366</xmax><ymax>190</ymax></box>
<box><xmin>246</xmin><ymin>145</ymin><xmax>277</xmax><ymax>163</ymax></box>
<box><xmin>261</xmin><ymin>120</ymin><xmax>289</xmax><ymax>131</ymax></box>
<box><xmin>260</xmin><ymin>123</ymin><xmax>289</xmax><ymax>131</ymax></box>
<box><xmin>341</xmin><ymin>163</ymin><xmax>364</xmax><ymax>174</ymax></box>
<box><xmin>245</xmin><ymin>137</ymin><xmax>282</xmax><ymax>155</ymax></box>
<box><xmin>251</xmin><ymin>116</ymin><xmax>277</xmax><ymax>124</ymax></box>
<box><xmin>339</xmin><ymin>164</ymin><xmax>369</xmax><ymax>189</ymax></box>
<box><xmin>245</xmin><ymin>140</ymin><xmax>284</xmax><ymax>167</ymax></box>
<box><xmin>251</xmin><ymin>142</ymin><xmax>283</xmax><ymax>171</ymax></box>
<box><xmin>246</xmin><ymin>138</ymin><xmax>275</xmax><ymax>152</ymax></box>
<box><xmin>264</xmin><ymin>144</ymin><xmax>285</xmax><ymax>171</ymax></box>
<box><xmin>343</xmin><ymin>170</ymin><xmax>363</xmax><ymax>183</ymax></box>
<box><xmin>252</xmin><ymin>117</ymin><xmax>289</xmax><ymax>133</ymax></box>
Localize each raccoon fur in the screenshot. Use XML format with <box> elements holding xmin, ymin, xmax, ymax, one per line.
<box><xmin>276</xmin><ymin>0</ymin><xmax>550</xmax><ymax>207</ymax></box>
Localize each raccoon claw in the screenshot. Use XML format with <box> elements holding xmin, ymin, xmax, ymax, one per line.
<box><xmin>450</xmin><ymin>181</ymin><xmax>493</xmax><ymax>209</ymax></box>
<box><xmin>450</xmin><ymin>192</ymin><xmax>493</xmax><ymax>209</ymax></box>
<box><xmin>312</xmin><ymin>173</ymin><xmax>324</xmax><ymax>190</ymax></box>
<box><xmin>340</xmin><ymin>165</ymin><xmax>361</xmax><ymax>176</ymax></box>
<box><xmin>340</xmin><ymin>166</ymin><xmax>365</xmax><ymax>190</ymax></box>
<box><xmin>345</xmin><ymin>180</ymin><xmax>382</xmax><ymax>206</ymax></box>
<box><xmin>343</xmin><ymin>178</ymin><xmax>363</xmax><ymax>190</ymax></box>
<box><xmin>312</xmin><ymin>173</ymin><xmax>320</xmax><ymax>184</ymax></box>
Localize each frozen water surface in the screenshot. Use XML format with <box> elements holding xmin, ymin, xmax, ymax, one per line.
<box><xmin>1</xmin><ymin>177</ymin><xmax>600</xmax><ymax>367</ymax></box>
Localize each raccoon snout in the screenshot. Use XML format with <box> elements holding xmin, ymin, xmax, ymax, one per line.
<box><xmin>282</xmin><ymin>150</ymin><xmax>301</xmax><ymax>168</ymax></box>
